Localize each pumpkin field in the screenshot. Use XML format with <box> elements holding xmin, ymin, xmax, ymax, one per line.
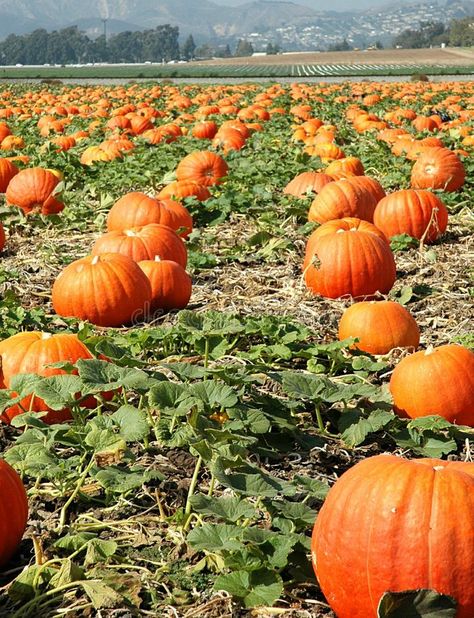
<box><xmin>0</xmin><ymin>79</ymin><xmax>472</xmax><ymax>618</ymax></box>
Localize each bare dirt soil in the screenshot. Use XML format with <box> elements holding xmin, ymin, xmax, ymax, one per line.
<box><xmin>196</xmin><ymin>47</ymin><xmax>474</xmax><ymax>66</ymax></box>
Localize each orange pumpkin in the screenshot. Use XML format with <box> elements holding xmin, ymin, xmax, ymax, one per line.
<box><xmin>91</xmin><ymin>224</ymin><xmax>187</xmax><ymax>267</ymax></box>
<box><xmin>312</xmin><ymin>454</ymin><xmax>474</xmax><ymax>618</ymax></box>
<box><xmin>373</xmin><ymin>189</ymin><xmax>448</xmax><ymax>243</ymax></box>
<box><xmin>156</xmin><ymin>180</ymin><xmax>211</xmax><ymax>202</ymax></box>
<box><xmin>175</xmin><ymin>150</ymin><xmax>228</xmax><ymax>187</ymax></box>
<box><xmin>308</xmin><ymin>176</ymin><xmax>385</xmax><ymax>224</ymax></box>
<box><xmin>411</xmin><ymin>147</ymin><xmax>465</xmax><ymax>192</ymax></box>
<box><xmin>0</xmin><ymin>460</ymin><xmax>28</xmax><ymax>566</ymax></box>
<box><xmin>5</xmin><ymin>167</ymin><xmax>63</xmax><ymax>215</ymax></box>
<box><xmin>390</xmin><ymin>344</ymin><xmax>474</xmax><ymax>425</ymax></box>
<box><xmin>0</xmin><ymin>157</ymin><xmax>18</xmax><ymax>192</ymax></box>
<box><xmin>304</xmin><ymin>225</ymin><xmax>396</xmax><ymax>299</ymax></box>
<box><xmin>106</xmin><ymin>192</ymin><xmax>192</xmax><ymax>238</ymax></box>
<box><xmin>52</xmin><ymin>253</ymin><xmax>152</xmax><ymax>327</ymax></box>
<box><xmin>138</xmin><ymin>258</ymin><xmax>192</xmax><ymax>312</ymax></box>
<box><xmin>0</xmin><ymin>332</ymin><xmax>96</xmax><ymax>424</ymax></box>
<box><xmin>283</xmin><ymin>171</ymin><xmax>333</xmax><ymax>198</ymax></box>
<box><xmin>338</xmin><ymin>300</ymin><xmax>420</xmax><ymax>355</ymax></box>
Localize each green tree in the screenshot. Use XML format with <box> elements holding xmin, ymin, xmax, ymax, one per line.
<box><xmin>0</xmin><ymin>34</ymin><xmax>26</xmax><ymax>64</ymax></box>
<box><xmin>234</xmin><ymin>39</ymin><xmax>254</xmax><ymax>57</ymax></box>
<box><xmin>449</xmin><ymin>17</ymin><xmax>474</xmax><ymax>47</ymax></box>
<box><xmin>393</xmin><ymin>21</ymin><xmax>447</xmax><ymax>49</ymax></box>
<box><xmin>265</xmin><ymin>42</ymin><xmax>280</xmax><ymax>55</ymax></box>
<box><xmin>181</xmin><ymin>34</ymin><xmax>196</xmax><ymax>60</ymax></box>
<box><xmin>328</xmin><ymin>38</ymin><xmax>352</xmax><ymax>52</ymax></box>
<box><xmin>195</xmin><ymin>43</ymin><xmax>215</xmax><ymax>59</ymax></box>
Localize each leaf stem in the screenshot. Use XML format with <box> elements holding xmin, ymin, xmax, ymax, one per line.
<box><xmin>183</xmin><ymin>454</ymin><xmax>203</xmax><ymax>531</ymax></box>
<box><xmin>315</xmin><ymin>403</ymin><xmax>325</xmax><ymax>433</ymax></box>
<box><xmin>57</xmin><ymin>455</ymin><xmax>95</xmax><ymax>533</ymax></box>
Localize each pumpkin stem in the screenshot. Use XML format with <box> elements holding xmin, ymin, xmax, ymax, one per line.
<box><xmin>425</xmin><ymin>345</ymin><xmax>435</xmax><ymax>356</ymax></box>
<box><xmin>41</xmin><ymin>332</ymin><xmax>53</xmax><ymax>340</ymax></box>
<box><xmin>91</xmin><ymin>255</ymin><xmax>100</xmax><ymax>265</ymax></box>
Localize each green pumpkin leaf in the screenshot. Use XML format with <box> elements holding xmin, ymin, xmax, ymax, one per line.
<box><xmin>281</xmin><ymin>372</ymin><xmax>333</xmax><ymax>401</ymax></box>
<box><xmin>212</xmin><ymin>458</ymin><xmax>296</xmax><ymax>497</ymax></box>
<box><xmin>112</xmin><ymin>405</ymin><xmax>149</xmax><ymax>441</ymax></box>
<box><xmin>54</xmin><ymin>532</ymin><xmax>96</xmax><ymax>552</ymax></box>
<box><xmin>84</xmin><ymin>539</ymin><xmax>118</xmax><ymax>566</ymax></box>
<box><xmin>187</xmin><ymin>523</ymin><xmax>245</xmax><ymax>552</ymax></box>
<box><xmin>8</xmin><ymin>565</ymin><xmax>57</xmax><ymax>602</ymax></box>
<box><xmin>93</xmin><ymin>466</ymin><xmax>163</xmax><ymax>494</ymax></box>
<box><xmin>214</xmin><ymin>569</ymin><xmax>283</xmax><ymax>608</ymax></box>
<box><xmin>340</xmin><ymin>408</ymin><xmax>395</xmax><ymax>446</ymax></box>
<box><xmin>32</xmin><ymin>375</ymin><xmax>83</xmax><ymax>409</ymax></box>
<box><xmin>189</xmin><ymin>494</ymin><xmax>257</xmax><ymax>523</ymax></box>
<box><xmin>293</xmin><ymin>475</ymin><xmax>330</xmax><ymax>499</ymax></box>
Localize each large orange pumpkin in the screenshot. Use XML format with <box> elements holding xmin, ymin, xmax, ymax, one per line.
<box><xmin>5</xmin><ymin>167</ymin><xmax>64</xmax><ymax>215</ymax></box>
<box><xmin>312</xmin><ymin>454</ymin><xmax>474</xmax><ymax>618</ymax></box>
<box><xmin>0</xmin><ymin>460</ymin><xmax>28</xmax><ymax>566</ymax></box>
<box><xmin>283</xmin><ymin>171</ymin><xmax>333</xmax><ymax>198</ymax></box>
<box><xmin>411</xmin><ymin>147</ymin><xmax>465</xmax><ymax>192</ymax></box>
<box><xmin>304</xmin><ymin>225</ymin><xmax>396</xmax><ymax>299</ymax></box>
<box><xmin>0</xmin><ymin>332</ymin><xmax>95</xmax><ymax>424</ymax></box>
<box><xmin>91</xmin><ymin>224</ymin><xmax>187</xmax><ymax>267</ymax></box>
<box><xmin>390</xmin><ymin>344</ymin><xmax>474</xmax><ymax>425</ymax></box>
<box><xmin>138</xmin><ymin>258</ymin><xmax>192</xmax><ymax>312</ymax></box>
<box><xmin>0</xmin><ymin>157</ymin><xmax>19</xmax><ymax>192</ymax></box>
<box><xmin>175</xmin><ymin>150</ymin><xmax>228</xmax><ymax>187</ymax></box>
<box><xmin>373</xmin><ymin>189</ymin><xmax>448</xmax><ymax>243</ymax></box>
<box><xmin>338</xmin><ymin>300</ymin><xmax>420</xmax><ymax>355</ymax></box>
<box><xmin>324</xmin><ymin>156</ymin><xmax>364</xmax><ymax>179</ymax></box>
<box><xmin>52</xmin><ymin>253</ymin><xmax>152</xmax><ymax>327</ymax></box>
<box><xmin>308</xmin><ymin>176</ymin><xmax>385</xmax><ymax>224</ymax></box>
<box><xmin>156</xmin><ymin>180</ymin><xmax>211</xmax><ymax>202</ymax></box>
<box><xmin>303</xmin><ymin>217</ymin><xmax>388</xmax><ymax>271</ymax></box>
<box><xmin>106</xmin><ymin>192</ymin><xmax>192</xmax><ymax>238</ymax></box>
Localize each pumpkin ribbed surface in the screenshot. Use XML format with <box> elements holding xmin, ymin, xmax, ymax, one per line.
<box><xmin>106</xmin><ymin>192</ymin><xmax>192</xmax><ymax>238</ymax></box>
<box><xmin>308</xmin><ymin>175</ymin><xmax>385</xmax><ymax>223</ymax></box>
<box><xmin>0</xmin><ymin>332</ymin><xmax>95</xmax><ymax>424</ymax></box>
<box><xmin>374</xmin><ymin>189</ymin><xmax>448</xmax><ymax>243</ymax></box>
<box><xmin>91</xmin><ymin>224</ymin><xmax>187</xmax><ymax>267</ymax></box>
<box><xmin>5</xmin><ymin>167</ymin><xmax>61</xmax><ymax>214</ymax></box>
<box><xmin>312</xmin><ymin>454</ymin><xmax>474</xmax><ymax>618</ymax></box>
<box><xmin>175</xmin><ymin>150</ymin><xmax>228</xmax><ymax>186</ymax></box>
<box><xmin>390</xmin><ymin>344</ymin><xmax>474</xmax><ymax>425</ymax></box>
<box><xmin>283</xmin><ymin>171</ymin><xmax>333</xmax><ymax>197</ymax></box>
<box><xmin>0</xmin><ymin>460</ymin><xmax>28</xmax><ymax>566</ymax></box>
<box><xmin>411</xmin><ymin>147</ymin><xmax>465</xmax><ymax>191</ymax></box>
<box><xmin>52</xmin><ymin>253</ymin><xmax>152</xmax><ymax>327</ymax></box>
<box><xmin>138</xmin><ymin>258</ymin><xmax>192</xmax><ymax>312</ymax></box>
<box><xmin>338</xmin><ymin>300</ymin><xmax>420</xmax><ymax>355</ymax></box>
<box><xmin>304</xmin><ymin>227</ymin><xmax>396</xmax><ymax>299</ymax></box>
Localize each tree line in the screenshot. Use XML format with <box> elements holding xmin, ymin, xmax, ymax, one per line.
<box><xmin>393</xmin><ymin>17</ymin><xmax>474</xmax><ymax>49</ymax></box>
<box><xmin>0</xmin><ymin>25</ymin><xmax>181</xmax><ymax>65</ymax></box>
<box><xmin>0</xmin><ymin>25</ymin><xmax>282</xmax><ymax>65</ymax></box>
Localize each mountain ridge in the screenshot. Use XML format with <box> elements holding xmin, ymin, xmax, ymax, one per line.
<box><xmin>0</xmin><ymin>0</ymin><xmax>471</xmax><ymax>48</ymax></box>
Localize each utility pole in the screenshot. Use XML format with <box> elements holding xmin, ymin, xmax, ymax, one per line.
<box><xmin>102</xmin><ymin>18</ymin><xmax>108</xmax><ymax>41</ymax></box>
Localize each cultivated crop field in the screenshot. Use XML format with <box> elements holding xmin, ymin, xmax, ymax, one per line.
<box><xmin>0</xmin><ymin>79</ymin><xmax>472</xmax><ymax>618</ymax></box>
<box><xmin>2</xmin><ymin>48</ymin><xmax>474</xmax><ymax>80</ymax></box>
